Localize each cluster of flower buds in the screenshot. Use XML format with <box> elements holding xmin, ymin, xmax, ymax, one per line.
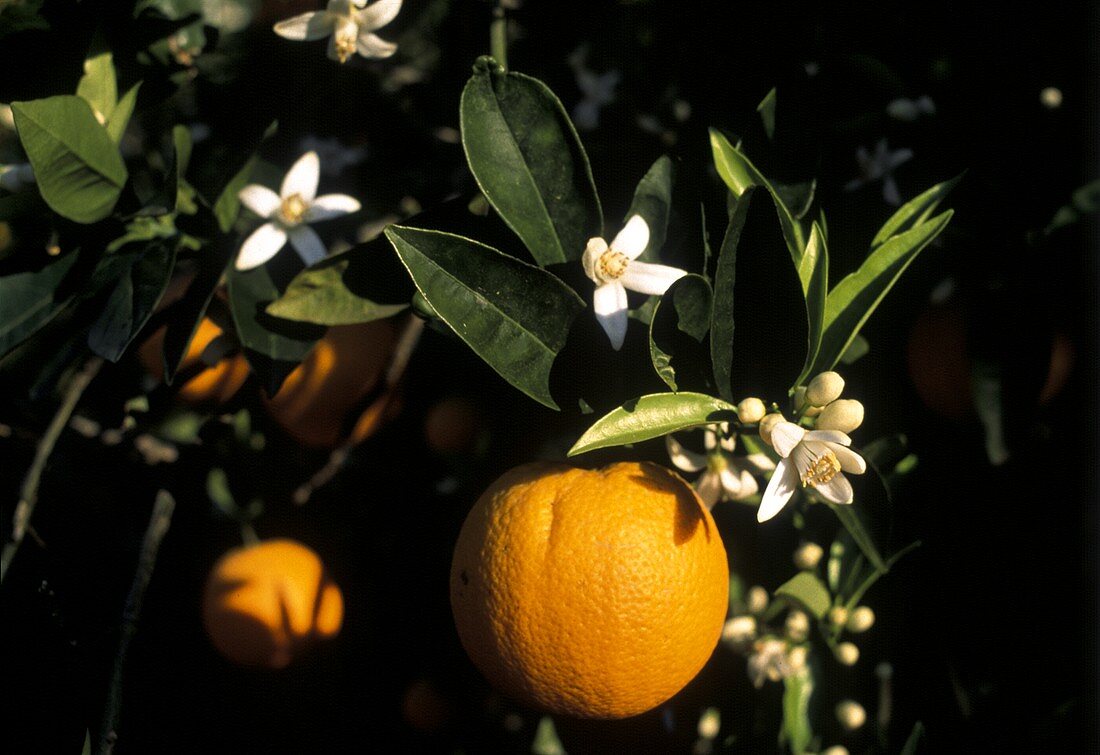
<box><xmin>721</xmin><ymin>584</ymin><xmax>818</xmax><ymax>688</ymax></box>
<box><xmin>795</xmin><ymin>371</ymin><xmax>865</xmax><ymax>433</ymax></box>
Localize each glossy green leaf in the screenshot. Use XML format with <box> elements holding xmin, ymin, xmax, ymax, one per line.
<box><xmin>106</xmin><ymin>83</ymin><xmax>141</xmax><ymax>145</ymax></box>
<box><xmin>266</xmin><ymin>254</ymin><xmax>408</xmax><ymax>325</ymax></box>
<box><xmin>649</xmin><ymin>274</ymin><xmax>712</xmax><ymax>391</ymax></box>
<box><xmin>710</xmin><ymin>189</ymin><xmax>752</xmax><ymax>402</ymax></box>
<box><xmin>793</xmin><ymin>222</ymin><xmax>829</xmax><ymax>388</ymax></box>
<box><xmin>76</xmin><ymin>47</ymin><xmax>118</xmax><ymax>123</ymax></box>
<box><xmin>568</xmin><ymin>392</ymin><xmax>737</xmax><ymax>456</ymax></box>
<box><xmin>88</xmin><ymin>244</ymin><xmax>175</xmax><ymax>362</ymax></box>
<box><xmin>386</xmin><ymin>225</ymin><xmax>583</xmax><ymax>409</ymax></box>
<box><xmin>12</xmin><ymin>96</ymin><xmax>128</xmax><ymax>223</ymax></box>
<box><xmin>757</xmin><ymin>87</ymin><xmax>777</xmax><ymax>140</ymax></box>
<box><xmin>839</xmin><ymin>333</ymin><xmax>870</xmax><ymax>364</ymax></box>
<box><xmin>871</xmin><ymin>174</ymin><xmax>961</xmax><ymax>250</ymax></box>
<box><xmin>227</xmin><ymin>264</ymin><xmax>322</xmax><ymax>363</ymax></box>
<box><xmin>625</xmin><ymin>155</ymin><xmax>674</xmax><ymax>262</ymax></box>
<box><xmin>774</xmin><ymin>571</ymin><xmax>831</xmax><ymax>619</ymax></box>
<box><xmin>0</xmin><ymin>252</ymin><xmax>80</xmax><ymax>358</ymax></box>
<box><xmin>781</xmin><ymin>667</ymin><xmax>814</xmax><ymax>755</ymax></box>
<box><xmin>460</xmin><ymin>56</ymin><xmax>602</xmax><ymax>266</ymax></box>
<box><xmin>828</xmin><ymin>503</ymin><xmax>887</xmax><ymax>573</ymax></box>
<box><xmin>807</xmin><ymin>211</ymin><xmax>953</xmax><ymax>378</ymax></box>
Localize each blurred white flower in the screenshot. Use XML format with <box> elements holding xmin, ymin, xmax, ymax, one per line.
<box><xmin>886</xmin><ymin>95</ymin><xmax>936</xmax><ymax>121</ymax></box>
<box><xmin>666</xmin><ymin>429</ymin><xmax>774</xmax><ymax>509</ymax></box>
<box><xmin>568</xmin><ymin>46</ymin><xmax>619</xmax><ymax>131</ymax></box>
<box><xmin>758</xmin><ymin>421</ymin><xmax>866</xmax><ymax>522</ymax></box>
<box><xmin>844</xmin><ymin>139</ymin><xmax>913</xmax><ymax>206</ymax></box>
<box><xmin>0</xmin><ymin>163</ymin><xmax>34</xmax><ymax>192</ymax></box>
<box><xmin>746</xmin><ymin>638</ymin><xmax>790</xmax><ymax>687</ymax></box>
<box><xmin>582</xmin><ymin>214</ymin><xmax>685</xmax><ymax>350</ymax></box>
<box><xmin>274</xmin><ymin>0</ymin><xmax>401</xmax><ymax>63</ymax></box>
<box><xmin>235</xmin><ymin>151</ymin><xmax>360</xmax><ymax>270</ymax></box>
<box><xmin>298</xmin><ymin>135</ymin><xmax>368</xmax><ymax>176</ymax></box>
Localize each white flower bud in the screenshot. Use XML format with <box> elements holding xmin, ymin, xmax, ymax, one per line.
<box><xmin>807</xmin><ymin>371</ymin><xmax>845</xmax><ymax>406</ymax></box>
<box><xmin>816</xmin><ymin>399</ymin><xmax>865</xmax><ymax>433</ymax></box>
<box><xmin>759</xmin><ymin>412</ymin><xmax>785</xmax><ymax>446</ymax></box>
<box><xmin>785</xmin><ymin>610</ymin><xmax>810</xmax><ymax>642</ymax></box>
<box><xmin>785</xmin><ymin>644</ymin><xmax>809</xmax><ymax>672</ymax></box>
<box><xmin>722</xmin><ymin>615</ymin><xmax>757</xmax><ymax>645</ymax></box>
<box><xmin>836</xmin><ymin>642</ymin><xmax>860</xmax><ymax>666</ymax></box>
<box><xmin>822</xmin><ymin>747</ymin><xmax>850</xmax><ymax>755</ymax></box>
<box><xmin>746</xmin><ymin>585</ymin><xmax>769</xmax><ymax>614</ymax></box>
<box><xmin>737</xmin><ymin>397</ymin><xmax>767</xmax><ymax>424</ymax></box>
<box><xmin>875</xmin><ymin>661</ymin><xmax>893</xmax><ymax>681</ymax></box>
<box><xmin>793</xmin><ymin>542</ymin><xmax>824</xmax><ymax>570</ymax></box>
<box><xmin>848</xmin><ymin>606</ymin><xmax>875</xmax><ymax>633</ymax></box>
<box><xmin>835</xmin><ymin>700</ymin><xmax>866</xmax><ymax>731</ymax></box>
<box><xmin>697</xmin><ymin>707</ymin><xmax>721</xmax><ymax>740</ymax></box>
<box><xmin>827</xmin><ymin>606</ymin><xmax>849</xmax><ymax>627</ymax></box>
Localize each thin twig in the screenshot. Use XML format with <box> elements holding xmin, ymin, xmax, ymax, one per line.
<box><xmin>1</xmin><ymin>356</ymin><xmax>104</xmax><ymax>583</ymax></box>
<box><xmin>293</xmin><ymin>315</ymin><xmax>426</xmax><ymax>505</ymax></box>
<box><xmin>98</xmin><ymin>490</ymin><xmax>176</xmax><ymax>755</ymax></box>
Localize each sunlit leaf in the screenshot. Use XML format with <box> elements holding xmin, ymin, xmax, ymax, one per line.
<box><xmin>781</xmin><ymin>667</ymin><xmax>814</xmax><ymax>755</ymax></box>
<box><xmin>460</xmin><ymin>56</ymin><xmax>602</xmax><ymax>266</ymax></box>
<box><xmin>871</xmin><ymin>174</ymin><xmax>961</xmax><ymax>250</ymax></box>
<box><xmin>105</xmin><ymin>83</ymin><xmax>140</xmax><ymax>145</ymax></box>
<box><xmin>266</xmin><ymin>253</ymin><xmax>408</xmax><ymax>326</ymax></box>
<box><xmin>757</xmin><ymin>87</ymin><xmax>777</xmax><ymax>141</ymax></box>
<box><xmin>568</xmin><ymin>392</ymin><xmax>736</xmax><ymax>456</ymax></box>
<box><xmin>76</xmin><ymin>46</ymin><xmax>118</xmax><ymax>124</ymax></box>
<box><xmin>774</xmin><ymin>571</ymin><xmax>831</xmax><ymax>619</ymax></box>
<box><xmin>227</xmin><ymin>264</ymin><xmax>323</xmax><ymax>365</ymax></box>
<box><xmin>793</xmin><ymin>222</ymin><xmax>829</xmax><ymax>388</ymax></box>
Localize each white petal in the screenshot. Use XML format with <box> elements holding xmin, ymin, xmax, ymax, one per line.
<box><xmin>744</xmin><ymin>452</ymin><xmax>776</xmax><ymax>473</ymax></box>
<box><xmin>356</xmin><ymin>32</ymin><xmax>397</xmax><ymax>58</ymax></box>
<box><xmin>696</xmin><ymin>473</ymin><xmax>722</xmax><ymax>510</ymax></box>
<box><xmin>719</xmin><ymin>467</ymin><xmax>746</xmax><ymax>497</ymax></box>
<box><xmin>758</xmin><ymin>460</ymin><xmax>799</xmax><ymax>522</ymax></box>
<box><xmin>593</xmin><ymin>282</ymin><xmax>628</xmax><ymax>350</ymax></box>
<box><xmin>238</xmin><ymin>184</ymin><xmax>281</xmax><ymax>218</ymax></box>
<box><xmin>831</xmin><ymin>445</ymin><xmax>866</xmax><ymax>475</ymax></box>
<box><xmin>803</xmin><ymin>429</ymin><xmax>851</xmax><ymax>447</ymax></box>
<box><xmin>581</xmin><ymin>237</ymin><xmax>608</xmax><ymax>283</ymax></box>
<box><xmin>273</xmin><ymin>11</ymin><xmax>335</xmax><ymax>41</ymax></box>
<box><xmin>288</xmin><ymin>225</ymin><xmax>328</xmax><ymax>266</ymax></box>
<box><xmin>236</xmin><ymin>223</ymin><xmax>287</xmax><ymax>270</ymax></box>
<box><xmin>723</xmin><ymin>468</ymin><xmax>759</xmax><ymax>500</ymax></box>
<box><xmin>281</xmin><ymin>152</ymin><xmax>320</xmax><ymax>202</ymax></box>
<box><xmin>770</xmin><ymin>421</ymin><xmax>807</xmax><ymax>458</ymax></box>
<box><xmin>358</xmin><ymin>0</ymin><xmax>401</xmax><ymax>30</ymax></box>
<box><xmin>618</xmin><ymin>260</ymin><xmax>687</xmax><ymax>296</ymax></box>
<box><xmin>305</xmin><ymin>193</ymin><xmax>361</xmax><ymax>222</ymax></box>
<box><xmin>815</xmin><ymin>473</ymin><xmax>854</xmax><ymax>504</ymax></box>
<box><xmin>610</xmin><ymin>214</ymin><xmax>650</xmax><ymax>259</ymax></box>
<box><xmin>666</xmin><ymin>435</ymin><xmax>706</xmax><ymax>472</ymax></box>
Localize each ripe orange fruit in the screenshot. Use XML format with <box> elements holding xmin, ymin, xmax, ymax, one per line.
<box><xmin>139</xmin><ymin>317</ymin><xmax>251</xmax><ymax>405</ymax></box>
<box><xmin>201</xmin><ymin>539</ymin><xmax>344</xmax><ymax>668</ymax></box>
<box><xmin>424</xmin><ymin>396</ymin><xmax>487</xmax><ymax>454</ymax></box>
<box><xmin>262</xmin><ymin>320</ymin><xmax>398</xmax><ymax>448</ymax></box>
<box><xmin>450</xmin><ymin>461</ymin><xmax>729</xmax><ymax>719</ymax></box>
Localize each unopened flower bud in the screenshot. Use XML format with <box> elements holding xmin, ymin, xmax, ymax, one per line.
<box><xmin>816</xmin><ymin>399</ymin><xmax>865</xmax><ymax>433</ymax></box>
<box><xmin>786</xmin><ymin>644</ymin><xmax>809</xmax><ymax>672</ymax></box>
<box><xmin>697</xmin><ymin>707</ymin><xmax>720</xmax><ymax>740</ymax></box>
<box><xmin>785</xmin><ymin>610</ymin><xmax>810</xmax><ymax>642</ymax></box>
<box><xmin>875</xmin><ymin>661</ymin><xmax>894</xmax><ymax>681</ymax></box>
<box><xmin>807</xmin><ymin>371</ymin><xmax>845</xmax><ymax>406</ymax></box>
<box><xmin>827</xmin><ymin>606</ymin><xmax>849</xmax><ymax>627</ymax></box>
<box><xmin>823</xmin><ymin>747</ymin><xmax>850</xmax><ymax>755</ymax></box>
<box><xmin>848</xmin><ymin>606</ymin><xmax>875</xmax><ymax>633</ymax></box>
<box><xmin>793</xmin><ymin>542</ymin><xmax>824</xmax><ymax>570</ymax></box>
<box><xmin>835</xmin><ymin>700</ymin><xmax>866</xmax><ymax>731</ymax></box>
<box><xmin>722</xmin><ymin>615</ymin><xmax>757</xmax><ymax>645</ymax></box>
<box><xmin>836</xmin><ymin>642</ymin><xmax>860</xmax><ymax>666</ymax></box>
<box><xmin>759</xmin><ymin>412</ymin><xmax>785</xmax><ymax>446</ymax></box>
<box><xmin>737</xmin><ymin>397</ymin><xmax>767</xmax><ymax>424</ymax></box>
<box><xmin>746</xmin><ymin>585</ymin><xmax>769</xmax><ymax>614</ymax></box>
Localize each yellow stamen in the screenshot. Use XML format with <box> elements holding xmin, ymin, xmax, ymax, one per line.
<box><xmin>597</xmin><ymin>250</ymin><xmax>629</xmax><ymax>281</ymax></box>
<box><xmin>800</xmin><ymin>449</ymin><xmax>841</xmax><ymax>488</ymax></box>
<box><xmin>279</xmin><ymin>194</ymin><xmax>308</xmax><ymax>225</ymax></box>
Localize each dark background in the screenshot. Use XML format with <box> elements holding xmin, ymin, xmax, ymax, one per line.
<box><xmin>1</xmin><ymin>0</ymin><xmax>1097</xmax><ymax>752</ymax></box>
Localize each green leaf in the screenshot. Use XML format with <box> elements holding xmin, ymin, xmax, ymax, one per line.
<box><xmin>106</xmin><ymin>83</ymin><xmax>141</xmax><ymax>145</ymax></box>
<box><xmin>872</xmin><ymin>174</ymin><xmax>961</xmax><ymax>250</ymax></box>
<box><xmin>170</xmin><ymin>124</ymin><xmax>197</xmax><ymax>214</ymax></box>
<box><xmin>265</xmin><ymin>254</ymin><xmax>408</xmax><ymax>325</ymax></box>
<box><xmin>900</xmin><ymin>721</ymin><xmax>925</xmax><ymax>755</ymax></box>
<box><xmin>88</xmin><ymin>244</ymin><xmax>175</xmax><ymax>362</ymax></box>
<box><xmin>709</xmin><ymin>128</ymin><xmax>808</xmax><ymax>275</ymax></box>
<box><xmin>1046</xmin><ymin>179</ymin><xmax>1100</xmax><ymax>234</ymax></box>
<box><xmin>12</xmin><ymin>96</ymin><xmax>128</xmax><ymax>224</ymax></box>
<box><xmin>972</xmin><ymin>356</ymin><xmax>1009</xmax><ymax>465</ymax></box>
<box><xmin>107</xmin><ymin>215</ymin><xmax>177</xmax><ymax>253</ymax></box>
<box><xmin>710</xmin><ymin>189</ymin><xmax>753</xmax><ymax>403</ymax></box>
<box><xmin>781</xmin><ymin>667</ymin><xmax>814</xmax><ymax>755</ymax></box>
<box><xmin>774</xmin><ymin>571</ymin><xmax>831</xmax><ymax>619</ymax></box>
<box><xmin>839</xmin><ymin>333</ymin><xmax>870</xmax><ymax>364</ymax></box>
<box><xmin>844</xmin><ymin>540</ymin><xmax>920</xmax><ymax>610</ymax></box>
<box><xmin>460</xmin><ymin>56</ymin><xmax>602</xmax><ymax>266</ymax></box>
<box><xmin>386</xmin><ymin>224</ymin><xmax>583</xmax><ymax>409</ymax></box>
<box><xmin>568</xmin><ymin>392</ymin><xmax>737</xmax><ymax>456</ymax></box>
<box><xmin>76</xmin><ymin>47</ymin><xmax>118</xmax><ymax>124</ymax></box>
<box><xmin>212</xmin><ymin>121</ymin><xmax>277</xmax><ymax>233</ymax></box>
<box><xmin>757</xmin><ymin>87</ymin><xmax>777</xmax><ymax>140</ymax></box>
<box><xmin>649</xmin><ymin>274</ymin><xmax>712</xmax><ymax>391</ymax></box>
<box><xmin>807</xmin><ymin>211</ymin><xmax>953</xmax><ymax>377</ymax></box>
<box><xmin>0</xmin><ymin>252</ymin><xmax>80</xmax><ymax>358</ymax></box>
<box><xmin>793</xmin><ymin>222</ymin><xmax>829</xmax><ymax>388</ymax></box>
<box><xmin>625</xmin><ymin>155</ymin><xmax>674</xmax><ymax>262</ymax></box>
<box><xmin>532</xmin><ymin>716</ymin><xmax>565</xmax><ymax>755</ymax></box>
<box><xmin>227</xmin><ymin>265</ymin><xmax>322</xmax><ymax>364</ymax></box>
<box><xmin>828</xmin><ymin>503</ymin><xmax>887</xmax><ymax>573</ymax></box>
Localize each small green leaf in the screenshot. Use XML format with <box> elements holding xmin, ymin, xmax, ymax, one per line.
<box><xmin>900</xmin><ymin>721</ymin><xmax>925</xmax><ymax>755</ymax></box>
<box><xmin>227</xmin><ymin>264</ymin><xmax>322</xmax><ymax>364</ymax></box>
<box><xmin>460</xmin><ymin>56</ymin><xmax>602</xmax><ymax>266</ymax></box>
<box><xmin>266</xmin><ymin>253</ymin><xmax>408</xmax><ymax>325</ymax></box>
<box><xmin>206</xmin><ymin>468</ymin><xmax>237</xmax><ymax>517</ymax></box>
<box><xmin>625</xmin><ymin>155</ymin><xmax>674</xmax><ymax>262</ymax></box>
<box><xmin>710</xmin><ymin>189</ymin><xmax>753</xmax><ymax>403</ymax></box>
<box><xmin>649</xmin><ymin>274</ymin><xmax>712</xmax><ymax>391</ymax></box>
<box><xmin>88</xmin><ymin>244</ymin><xmax>175</xmax><ymax>362</ymax></box>
<box><xmin>972</xmin><ymin>356</ymin><xmax>1009</xmax><ymax>466</ymax></box>
<box><xmin>1046</xmin><ymin>179</ymin><xmax>1100</xmax><ymax>234</ymax></box>
<box><xmin>781</xmin><ymin>666</ymin><xmax>814</xmax><ymax>755</ymax></box>
<box><xmin>757</xmin><ymin>87</ymin><xmax>777</xmax><ymax>140</ymax></box>
<box><xmin>568</xmin><ymin>392</ymin><xmax>737</xmax><ymax>456</ymax></box>
<box><xmin>839</xmin><ymin>333</ymin><xmax>870</xmax><ymax>364</ymax></box>
<box><xmin>793</xmin><ymin>222</ymin><xmax>829</xmax><ymax>388</ymax></box>
<box><xmin>386</xmin><ymin>225</ymin><xmax>583</xmax><ymax>409</ymax></box>
<box><xmin>774</xmin><ymin>571</ymin><xmax>831</xmax><ymax>619</ymax></box>
<box><xmin>106</xmin><ymin>83</ymin><xmax>141</xmax><ymax>145</ymax></box>
<box><xmin>532</xmin><ymin>716</ymin><xmax>565</xmax><ymax>755</ymax></box>
<box><xmin>12</xmin><ymin>95</ymin><xmax>128</xmax><ymax>223</ymax></box>
<box><xmin>872</xmin><ymin>174</ymin><xmax>961</xmax><ymax>250</ymax></box>
<box><xmin>76</xmin><ymin>47</ymin><xmax>118</xmax><ymax>124</ymax></box>
<box><xmin>0</xmin><ymin>252</ymin><xmax>80</xmax><ymax>358</ymax></box>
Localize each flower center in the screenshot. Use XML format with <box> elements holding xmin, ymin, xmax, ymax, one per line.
<box><xmin>596</xmin><ymin>250</ymin><xmax>630</xmax><ymax>282</ymax></box>
<box><xmin>279</xmin><ymin>194</ymin><xmax>308</xmax><ymax>225</ymax></box>
<box><xmin>333</xmin><ymin>19</ymin><xmax>358</xmax><ymax>63</ymax></box>
<box><xmin>800</xmin><ymin>448</ymin><xmax>841</xmax><ymax>487</ymax></box>
<box><xmin>706</xmin><ymin>453</ymin><xmax>728</xmax><ymax>474</ymax></box>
